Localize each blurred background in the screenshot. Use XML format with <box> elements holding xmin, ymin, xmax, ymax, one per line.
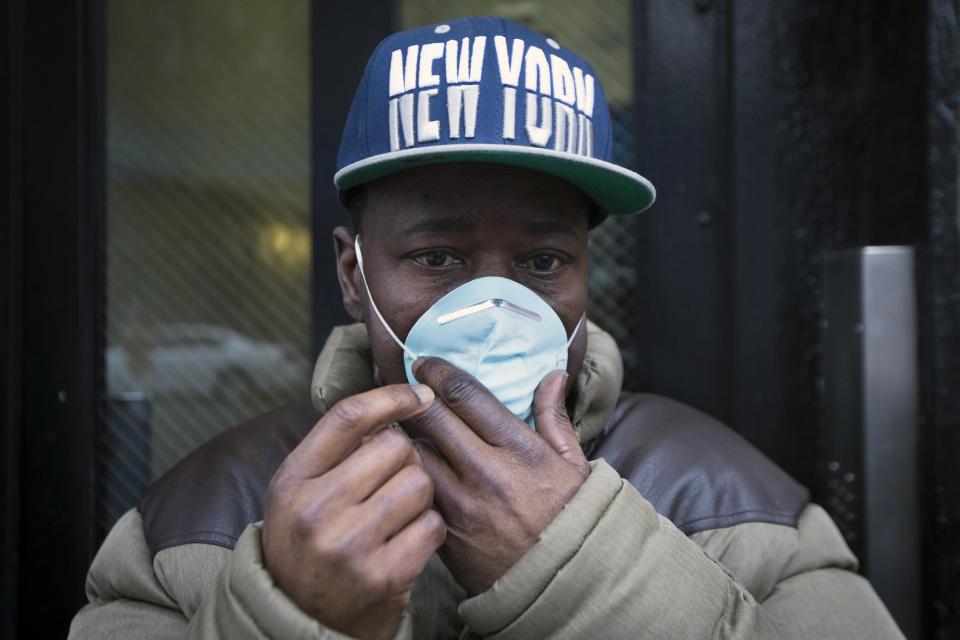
<box><xmin>3</xmin><ymin>0</ymin><xmax>959</xmax><ymax>638</ymax></box>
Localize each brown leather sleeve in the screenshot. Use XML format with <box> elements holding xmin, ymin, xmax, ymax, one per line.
<box><xmin>583</xmin><ymin>392</ymin><xmax>809</xmax><ymax>534</ymax></box>
<box><xmin>140</xmin><ymin>401</ymin><xmax>316</xmax><ymax>557</ymax></box>
<box><xmin>140</xmin><ymin>393</ymin><xmax>808</xmax><ymax>558</ymax></box>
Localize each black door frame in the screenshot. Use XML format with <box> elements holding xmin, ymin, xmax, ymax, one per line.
<box><xmin>309</xmin><ymin>1</ymin><xmax>394</xmax><ymax>356</ymax></box>
<box><xmin>4</xmin><ymin>0</ymin><xmax>105</xmax><ymax>636</ymax></box>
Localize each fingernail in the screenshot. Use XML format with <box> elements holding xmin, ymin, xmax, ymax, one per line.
<box><xmin>556</xmin><ymin>371</ymin><xmax>570</xmax><ymax>396</ymax></box>
<box><xmin>411</xmin><ymin>383</ymin><xmax>434</xmax><ymax>405</ymax></box>
<box><xmin>413</xmin><ymin>437</ymin><xmax>439</xmax><ymax>454</ymax></box>
<box><xmin>412</xmin><ymin>357</ymin><xmax>426</xmax><ymax>375</ymax></box>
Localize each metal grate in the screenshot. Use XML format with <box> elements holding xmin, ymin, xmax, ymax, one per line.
<box><xmin>588</xmin><ymin>104</ymin><xmax>643</xmax><ymax>379</ymax></box>
<box><xmin>397</xmin><ymin>0</ymin><xmax>643</xmax><ymax>378</ymax></box>
<box><xmin>100</xmin><ymin>0</ymin><xmax>312</xmax><ymax>538</ymax></box>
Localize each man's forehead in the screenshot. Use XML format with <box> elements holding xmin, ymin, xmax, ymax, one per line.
<box><xmin>396</xmin><ymin>213</ymin><xmax>584</xmax><ymax>240</ymax></box>
<box><xmin>364</xmin><ymin>164</ymin><xmax>592</xmax><ymax>238</ymax></box>
<box><xmin>361</xmin><ymin>162</ymin><xmax>592</xmax><ymax>232</ymax></box>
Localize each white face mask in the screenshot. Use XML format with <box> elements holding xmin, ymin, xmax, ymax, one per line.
<box><xmin>355</xmin><ymin>236</ymin><xmax>583</xmax><ymax>426</ymax></box>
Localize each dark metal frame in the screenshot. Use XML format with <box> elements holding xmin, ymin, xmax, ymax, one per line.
<box><xmin>631</xmin><ymin>0</ymin><xmax>738</xmax><ymax>424</ymax></box>
<box><xmin>310</xmin><ymin>1</ymin><xmax>394</xmax><ymax>357</ymax></box>
<box><xmin>2</xmin><ymin>2</ymin><xmax>24</xmax><ymax>635</ymax></box>
<box><xmin>921</xmin><ymin>1</ymin><xmax>960</xmax><ymax>637</ymax></box>
<box><xmin>3</xmin><ymin>0</ymin><xmax>105</xmax><ymax>636</ymax></box>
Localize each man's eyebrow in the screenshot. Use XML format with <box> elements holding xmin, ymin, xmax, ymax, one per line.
<box><xmin>401</xmin><ymin>217</ymin><xmax>476</xmax><ymax>235</ymax></box>
<box><xmin>524</xmin><ymin>218</ymin><xmax>582</xmax><ymax>239</ymax></box>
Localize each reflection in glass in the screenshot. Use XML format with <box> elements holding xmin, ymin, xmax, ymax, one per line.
<box><xmin>102</xmin><ymin>0</ymin><xmax>311</xmax><ymax>536</ymax></box>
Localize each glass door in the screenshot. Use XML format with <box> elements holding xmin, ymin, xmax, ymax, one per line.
<box><xmin>100</xmin><ymin>0</ymin><xmax>312</xmax><ymax>538</ymax></box>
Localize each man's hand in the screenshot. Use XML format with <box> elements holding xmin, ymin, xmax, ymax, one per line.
<box><xmin>408</xmin><ymin>358</ymin><xmax>591</xmax><ymax>596</ymax></box>
<box><xmin>262</xmin><ymin>384</ymin><xmax>446</xmax><ymax>640</ymax></box>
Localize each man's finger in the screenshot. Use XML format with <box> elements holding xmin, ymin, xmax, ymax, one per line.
<box><xmin>533</xmin><ymin>370</ymin><xmax>589</xmax><ymax>470</ymax></box>
<box><xmin>361</xmin><ymin>463</ymin><xmax>435</xmax><ymax>541</ymax></box>
<box><xmin>412</xmin><ymin>357</ymin><xmax>536</xmax><ymax>449</ymax></box>
<box><xmin>379</xmin><ymin>509</ymin><xmax>446</xmax><ymax>587</ymax></box>
<box><xmin>287</xmin><ymin>384</ymin><xmax>434</xmax><ymax>477</ymax></box>
<box><xmin>406</xmin><ymin>399</ymin><xmax>487</xmax><ymax>474</ymax></box>
<box><xmin>322</xmin><ymin>426</ymin><xmax>418</xmax><ymax>504</ymax></box>
<box><xmin>412</xmin><ymin>439</ymin><xmax>461</xmax><ymax>515</ymax></box>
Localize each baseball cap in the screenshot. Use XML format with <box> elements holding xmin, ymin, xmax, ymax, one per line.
<box><xmin>335</xmin><ymin>16</ymin><xmax>655</xmax><ymax>217</ymax></box>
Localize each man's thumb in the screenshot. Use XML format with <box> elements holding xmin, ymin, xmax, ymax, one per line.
<box><xmin>533</xmin><ymin>371</ymin><xmax>588</xmax><ymax>470</ymax></box>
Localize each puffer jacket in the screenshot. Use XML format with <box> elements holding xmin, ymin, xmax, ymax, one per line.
<box><xmin>69</xmin><ymin>322</ymin><xmax>904</xmax><ymax>639</ymax></box>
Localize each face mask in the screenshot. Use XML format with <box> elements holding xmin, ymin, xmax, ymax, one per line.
<box><xmin>355</xmin><ymin>236</ymin><xmax>583</xmax><ymax>426</ymax></box>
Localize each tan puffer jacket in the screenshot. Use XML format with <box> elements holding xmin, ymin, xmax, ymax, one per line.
<box><xmin>69</xmin><ymin>323</ymin><xmax>903</xmax><ymax>639</ymax></box>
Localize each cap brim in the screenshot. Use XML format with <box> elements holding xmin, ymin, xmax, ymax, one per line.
<box><xmin>334</xmin><ymin>143</ymin><xmax>655</xmax><ymax>217</ymax></box>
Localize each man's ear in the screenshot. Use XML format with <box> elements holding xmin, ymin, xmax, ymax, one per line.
<box><xmin>332</xmin><ymin>226</ymin><xmax>364</xmax><ymax>322</ymax></box>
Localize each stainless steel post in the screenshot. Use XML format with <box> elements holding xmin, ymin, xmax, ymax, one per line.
<box><xmin>822</xmin><ymin>246</ymin><xmax>919</xmax><ymax>639</ymax></box>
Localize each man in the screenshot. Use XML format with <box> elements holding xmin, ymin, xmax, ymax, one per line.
<box><xmin>71</xmin><ymin>16</ymin><xmax>903</xmax><ymax>639</ymax></box>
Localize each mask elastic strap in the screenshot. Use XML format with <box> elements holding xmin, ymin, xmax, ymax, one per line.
<box><xmin>354</xmin><ymin>235</ymin><xmax>420</xmax><ymax>361</ymax></box>
<box><xmin>555</xmin><ymin>313</ymin><xmax>586</xmax><ymax>365</ymax></box>
<box><xmin>567</xmin><ymin>313</ymin><xmax>586</xmax><ymax>349</ymax></box>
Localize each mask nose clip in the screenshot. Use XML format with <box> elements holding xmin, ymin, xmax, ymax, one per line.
<box><xmin>437</xmin><ymin>298</ymin><xmax>542</xmax><ymax>324</ymax></box>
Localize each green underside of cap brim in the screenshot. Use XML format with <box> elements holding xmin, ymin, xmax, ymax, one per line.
<box><xmin>334</xmin><ymin>145</ymin><xmax>656</xmax><ymax>217</ymax></box>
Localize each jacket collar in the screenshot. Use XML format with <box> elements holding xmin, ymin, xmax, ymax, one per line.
<box><xmin>311</xmin><ymin>321</ymin><xmax>623</xmax><ymax>443</ymax></box>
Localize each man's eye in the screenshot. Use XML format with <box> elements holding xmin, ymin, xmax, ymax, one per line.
<box><xmin>526</xmin><ymin>254</ymin><xmax>563</xmax><ymax>272</ymax></box>
<box><xmin>413</xmin><ymin>251</ymin><xmax>460</xmax><ymax>268</ymax></box>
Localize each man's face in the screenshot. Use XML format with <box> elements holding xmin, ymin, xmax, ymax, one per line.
<box><xmin>333</xmin><ymin>162</ymin><xmax>591</xmax><ymax>396</ymax></box>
